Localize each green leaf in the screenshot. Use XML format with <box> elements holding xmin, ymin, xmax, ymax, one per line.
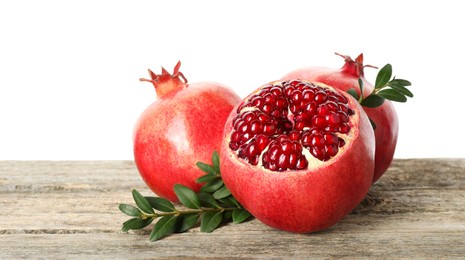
<box><xmin>201</xmin><ymin>211</ymin><xmax>223</xmax><ymax>233</ymax></box>
<box><xmin>119</xmin><ymin>204</ymin><xmax>141</xmax><ymax>217</ymax></box>
<box><xmin>347</xmin><ymin>88</ymin><xmax>358</xmax><ymax>100</ymax></box>
<box><xmin>145</xmin><ymin>197</ymin><xmax>175</xmax><ymax>212</ymax></box>
<box><xmin>196</xmin><ymin>173</ymin><xmax>219</xmax><ymax>184</ymax></box>
<box><xmin>232</xmin><ymin>208</ymin><xmax>251</xmax><ymax>224</ymax></box>
<box><xmin>390</xmin><ymin>78</ymin><xmax>411</xmax><ymax>86</ymax></box>
<box><xmin>150</xmin><ymin>215</ymin><xmax>177</xmax><ymax>242</ymax></box>
<box><xmin>360</xmin><ymin>94</ymin><xmax>385</xmax><ymax>108</ymax></box>
<box><xmin>388</xmin><ymin>83</ymin><xmax>414</xmax><ymax>98</ymax></box>
<box><xmin>196</xmin><ymin>162</ymin><xmax>219</xmax><ymax>175</ymax></box>
<box><xmin>132</xmin><ymin>189</ymin><xmax>154</xmax><ymax>214</ymax></box>
<box><xmin>212</xmin><ymin>151</ymin><xmax>220</xmax><ymax>172</ymax></box>
<box><xmin>198</xmin><ymin>192</ymin><xmax>220</xmax><ymax>208</ymax></box>
<box><xmin>212</xmin><ymin>185</ymin><xmax>232</xmax><ymax>200</ymax></box>
<box><xmin>378</xmin><ymin>89</ymin><xmax>407</xmax><ymax>102</ymax></box>
<box><xmin>174</xmin><ymin>184</ymin><xmax>201</xmax><ymax>209</ymax></box>
<box><xmin>358</xmin><ymin>78</ymin><xmax>364</xmax><ymax>97</ymax></box>
<box><xmin>200</xmin><ymin>178</ymin><xmax>224</xmax><ymax>193</ymax></box>
<box><xmin>375</xmin><ymin>64</ymin><xmax>392</xmax><ymax>88</ymax></box>
<box><xmin>218</xmin><ymin>196</ymin><xmax>241</xmax><ymax>208</ymax></box>
<box><xmin>175</xmin><ymin>214</ymin><xmax>199</xmax><ymax>233</ymax></box>
<box><xmin>122</xmin><ymin>217</ymin><xmax>153</xmax><ymax>232</ymax></box>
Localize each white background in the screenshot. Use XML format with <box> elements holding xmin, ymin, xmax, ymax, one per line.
<box><xmin>1</xmin><ymin>0</ymin><xmax>464</xmax><ymax>160</ymax></box>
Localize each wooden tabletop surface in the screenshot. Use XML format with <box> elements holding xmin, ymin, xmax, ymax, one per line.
<box><xmin>1</xmin><ymin>159</ymin><xmax>464</xmax><ymax>259</ymax></box>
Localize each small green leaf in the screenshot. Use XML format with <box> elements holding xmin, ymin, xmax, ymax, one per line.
<box><xmin>232</xmin><ymin>208</ymin><xmax>251</xmax><ymax>224</ymax></box>
<box><xmin>198</xmin><ymin>192</ymin><xmax>220</xmax><ymax>208</ymax></box>
<box><xmin>196</xmin><ymin>173</ymin><xmax>219</xmax><ymax>184</ymax></box>
<box><xmin>375</xmin><ymin>64</ymin><xmax>392</xmax><ymax>88</ymax></box>
<box><xmin>132</xmin><ymin>189</ymin><xmax>154</xmax><ymax>214</ymax></box>
<box><xmin>369</xmin><ymin>118</ymin><xmax>377</xmax><ymax>130</ymax></box>
<box><xmin>122</xmin><ymin>217</ymin><xmax>153</xmax><ymax>232</ymax></box>
<box><xmin>174</xmin><ymin>184</ymin><xmax>201</xmax><ymax>209</ymax></box>
<box><xmin>145</xmin><ymin>197</ymin><xmax>175</xmax><ymax>212</ymax></box>
<box><xmin>175</xmin><ymin>214</ymin><xmax>199</xmax><ymax>233</ymax></box>
<box><xmin>378</xmin><ymin>89</ymin><xmax>407</xmax><ymax>102</ymax></box>
<box><xmin>347</xmin><ymin>88</ymin><xmax>359</xmax><ymax>100</ymax></box>
<box><xmin>358</xmin><ymin>78</ymin><xmax>364</xmax><ymax>97</ymax></box>
<box><xmin>212</xmin><ymin>151</ymin><xmax>220</xmax><ymax>172</ymax></box>
<box><xmin>200</xmin><ymin>179</ymin><xmax>224</xmax><ymax>193</ymax></box>
<box><xmin>360</xmin><ymin>94</ymin><xmax>385</xmax><ymax>108</ymax></box>
<box><xmin>201</xmin><ymin>211</ymin><xmax>223</xmax><ymax>233</ymax></box>
<box><xmin>213</xmin><ymin>185</ymin><xmax>232</xmax><ymax>200</ymax></box>
<box><xmin>119</xmin><ymin>204</ymin><xmax>141</xmax><ymax>217</ymax></box>
<box><xmin>388</xmin><ymin>83</ymin><xmax>414</xmax><ymax>98</ymax></box>
<box><xmin>218</xmin><ymin>196</ymin><xmax>241</xmax><ymax>208</ymax></box>
<box><xmin>196</xmin><ymin>162</ymin><xmax>219</xmax><ymax>175</ymax></box>
<box><xmin>150</xmin><ymin>215</ymin><xmax>177</xmax><ymax>241</ymax></box>
<box><xmin>390</xmin><ymin>78</ymin><xmax>411</xmax><ymax>86</ymax></box>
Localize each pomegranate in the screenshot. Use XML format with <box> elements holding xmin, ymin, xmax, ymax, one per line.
<box><xmin>220</xmin><ymin>79</ymin><xmax>375</xmax><ymax>233</ymax></box>
<box><xmin>282</xmin><ymin>53</ymin><xmax>398</xmax><ymax>183</ymax></box>
<box><xmin>134</xmin><ymin>61</ymin><xmax>241</xmax><ymax>202</ymax></box>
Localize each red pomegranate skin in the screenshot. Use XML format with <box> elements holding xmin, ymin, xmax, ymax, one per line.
<box><xmin>281</xmin><ymin>54</ymin><xmax>398</xmax><ymax>183</ymax></box>
<box><xmin>220</xmin><ymin>81</ymin><xmax>375</xmax><ymax>233</ymax></box>
<box><xmin>134</xmin><ymin>64</ymin><xmax>240</xmax><ymax>202</ymax></box>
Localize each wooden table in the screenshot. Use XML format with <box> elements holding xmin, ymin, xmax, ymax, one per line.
<box><xmin>1</xmin><ymin>159</ymin><xmax>464</xmax><ymax>259</ymax></box>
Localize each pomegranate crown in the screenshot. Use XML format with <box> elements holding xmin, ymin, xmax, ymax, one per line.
<box><xmin>335</xmin><ymin>52</ymin><xmax>377</xmax><ymax>78</ymax></box>
<box><xmin>140</xmin><ymin>61</ymin><xmax>188</xmax><ymax>97</ymax></box>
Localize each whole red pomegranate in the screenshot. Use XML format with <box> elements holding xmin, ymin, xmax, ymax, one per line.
<box><xmin>281</xmin><ymin>53</ymin><xmax>398</xmax><ymax>183</ymax></box>
<box><xmin>220</xmin><ymin>79</ymin><xmax>375</xmax><ymax>233</ymax></box>
<box><xmin>134</xmin><ymin>62</ymin><xmax>240</xmax><ymax>202</ymax></box>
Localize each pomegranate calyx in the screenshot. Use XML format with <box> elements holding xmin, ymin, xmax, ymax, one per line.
<box><xmin>140</xmin><ymin>61</ymin><xmax>188</xmax><ymax>98</ymax></box>
<box><xmin>335</xmin><ymin>52</ymin><xmax>378</xmax><ymax>78</ymax></box>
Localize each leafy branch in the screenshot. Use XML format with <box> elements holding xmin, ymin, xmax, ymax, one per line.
<box><xmin>119</xmin><ymin>151</ymin><xmax>251</xmax><ymax>241</ymax></box>
<box><xmin>347</xmin><ymin>63</ymin><xmax>413</xmax><ymax>129</ymax></box>
<box><xmin>347</xmin><ymin>63</ymin><xmax>413</xmax><ymax>108</ymax></box>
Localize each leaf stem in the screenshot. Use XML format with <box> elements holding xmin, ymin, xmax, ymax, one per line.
<box><xmin>143</xmin><ymin>206</ymin><xmax>238</xmax><ymax>219</ymax></box>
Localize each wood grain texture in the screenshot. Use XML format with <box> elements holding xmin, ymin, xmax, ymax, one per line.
<box><xmin>1</xmin><ymin>159</ymin><xmax>464</xmax><ymax>259</ymax></box>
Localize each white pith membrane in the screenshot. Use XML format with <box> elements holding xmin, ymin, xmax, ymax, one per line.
<box><xmin>228</xmin><ymin>80</ymin><xmax>358</xmax><ymax>172</ymax></box>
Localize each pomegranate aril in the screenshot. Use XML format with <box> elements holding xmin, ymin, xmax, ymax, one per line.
<box><xmin>296</xmin><ymin>157</ymin><xmax>308</xmax><ymax>169</ymax></box>
<box><xmin>326</xmin><ymin>112</ymin><xmax>341</xmax><ymax>126</ymax></box>
<box><xmin>302</xmin><ymin>89</ymin><xmax>315</xmax><ymax>101</ymax></box>
<box><xmin>251</xmin><ymin>96</ymin><xmax>264</xmax><ymax>107</ymax></box>
<box><xmin>231</xmin><ymin>131</ymin><xmax>240</xmax><ymax>142</ymax></box>
<box><xmin>271</xmin><ymin>109</ymin><xmax>282</xmax><ymax>118</ymax></box>
<box><xmin>312</xmin><ymin>116</ymin><xmax>326</xmax><ymax>129</ymax></box>
<box><xmin>264</xmin><ymin>122</ymin><xmax>276</xmax><ymax>135</ymax></box>
<box><xmin>311</xmin><ymin>146</ymin><xmax>326</xmax><ymax>161</ymax></box>
<box><xmin>278</xmin><ymin>153</ymin><xmax>289</xmax><ymax>169</ymax></box>
<box><xmin>325</xmin><ymin>144</ymin><xmax>338</xmax><ymax>157</ymax></box>
<box><xmin>262</xmin><ymin>103</ymin><xmax>273</xmax><ymax>114</ymax></box>
<box><xmin>270</xmin><ymin>87</ymin><xmax>283</xmax><ymax>96</ymax></box>
<box><xmin>310</xmin><ymin>134</ymin><xmax>325</xmax><ymax>147</ymax></box>
<box><xmin>250</xmin><ymin>120</ymin><xmax>263</xmax><ymax>134</ymax></box>
<box><xmin>323</xmin><ymin>133</ymin><xmax>339</xmax><ymax>145</ymax></box>
<box><xmin>339</xmin><ymin>123</ymin><xmax>350</xmax><ymax>134</ymax></box>
<box><xmin>281</xmin><ymin>140</ymin><xmax>293</xmax><ymax>153</ymax></box>
<box><xmin>276</xmin><ymin>97</ymin><xmax>287</xmax><ymax>108</ymax></box>
<box><xmin>289</xmin><ymin>152</ymin><xmax>298</xmax><ymax>167</ymax></box>
<box><xmin>289</xmin><ymin>130</ymin><xmax>300</xmax><ymax>141</ymax></box>
<box><xmin>249</xmin><ymin>155</ymin><xmax>260</xmax><ymax>165</ymax></box>
<box><xmin>315</xmin><ymin>91</ymin><xmax>327</xmax><ymax>103</ymax></box>
<box><xmin>295</xmin><ymin>121</ymin><xmax>305</xmax><ymax>131</ymax></box>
